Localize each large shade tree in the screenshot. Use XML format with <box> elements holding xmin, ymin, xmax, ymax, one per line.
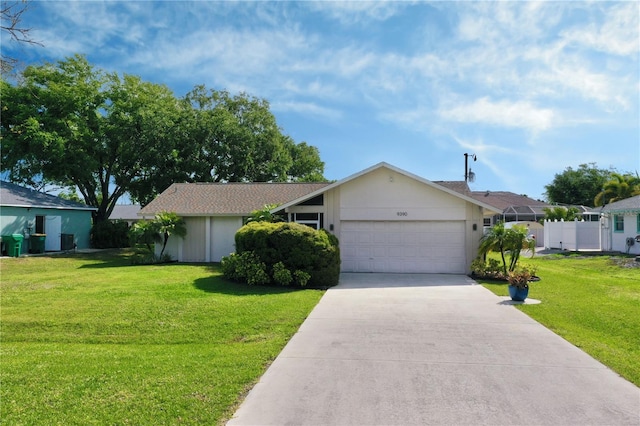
<box><xmin>544</xmin><ymin>163</ymin><xmax>612</xmax><ymax>207</ymax></box>
<box><xmin>1</xmin><ymin>55</ymin><xmax>182</xmax><ymax>222</ymax></box>
<box><xmin>1</xmin><ymin>55</ymin><xmax>326</xmax><ymax>217</ymax></box>
<box><xmin>179</xmin><ymin>86</ymin><xmax>325</xmax><ymax>183</ymax></box>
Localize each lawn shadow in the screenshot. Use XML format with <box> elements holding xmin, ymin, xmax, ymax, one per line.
<box><xmin>61</xmin><ymin>249</ymin><xmax>134</xmax><ymax>269</ymax></box>
<box><xmin>192</xmin><ymin>274</ymin><xmax>315</xmax><ymax>296</ymax></box>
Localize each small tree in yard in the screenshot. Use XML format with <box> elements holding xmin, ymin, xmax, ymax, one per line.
<box><xmin>129</xmin><ymin>220</ymin><xmax>160</xmax><ymax>253</ymax></box>
<box><xmin>155</xmin><ymin>212</ymin><xmax>187</xmax><ymax>258</ymax></box>
<box><xmin>479</xmin><ymin>222</ymin><xmax>509</xmax><ymax>275</ymax></box>
<box><xmin>477</xmin><ymin>222</ymin><xmax>534</xmax><ymax>277</ymax></box>
<box><xmin>129</xmin><ymin>211</ymin><xmax>186</xmax><ymax>262</ymax></box>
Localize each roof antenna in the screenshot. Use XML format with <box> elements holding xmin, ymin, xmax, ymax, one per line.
<box><xmin>464</xmin><ymin>153</ymin><xmax>477</xmax><ymax>182</ymax></box>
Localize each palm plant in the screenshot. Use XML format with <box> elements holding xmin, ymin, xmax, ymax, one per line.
<box><xmin>155</xmin><ymin>211</ymin><xmax>187</xmax><ymax>258</ymax></box>
<box><xmin>504</xmin><ymin>225</ymin><xmax>535</xmax><ymax>273</ymax></box>
<box><xmin>594</xmin><ymin>173</ymin><xmax>640</xmax><ymax>206</ymax></box>
<box><xmin>129</xmin><ymin>220</ymin><xmax>160</xmax><ymax>253</ymax></box>
<box><xmin>245</xmin><ymin>204</ymin><xmax>283</xmax><ymax>224</ymax></box>
<box><xmin>479</xmin><ymin>221</ymin><xmax>508</xmax><ymax>276</ymax></box>
<box><xmin>479</xmin><ymin>222</ymin><xmax>535</xmax><ymax>276</ymax></box>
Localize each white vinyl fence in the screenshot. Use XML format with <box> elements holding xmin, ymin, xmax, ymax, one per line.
<box><xmin>543</xmin><ymin>219</ymin><xmax>601</xmax><ymax>251</ymax></box>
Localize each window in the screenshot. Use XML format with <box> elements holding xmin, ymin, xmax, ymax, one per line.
<box><xmin>483</xmin><ymin>217</ymin><xmax>492</xmax><ymax>226</ymax></box>
<box><xmin>299</xmin><ymin>194</ymin><xmax>324</xmax><ymax>206</ymax></box>
<box><xmin>35</xmin><ymin>216</ymin><xmax>45</xmax><ymax>234</ymax></box>
<box><xmin>290</xmin><ymin>212</ymin><xmax>323</xmax><ymax>230</ymax></box>
<box><xmin>614</xmin><ymin>215</ymin><xmax>624</xmax><ymax>232</ymax></box>
<box><xmin>637</xmin><ymin>214</ymin><xmax>640</xmax><ymax>233</ymax></box>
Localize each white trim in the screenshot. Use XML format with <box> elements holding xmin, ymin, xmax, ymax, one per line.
<box><xmin>2</xmin><ymin>203</ymin><xmax>97</xmax><ymax>211</ymax></box>
<box><xmin>205</xmin><ymin>218</ymin><xmax>212</xmax><ymax>262</ymax></box>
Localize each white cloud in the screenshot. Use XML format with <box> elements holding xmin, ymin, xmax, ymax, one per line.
<box><xmin>306</xmin><ymin>1</ymin><xmax>412</xmax><ymax>25</ymax></box>
<box><xmin>439</xmin><ymin>98</ymin><xmax>555</xmax><ymax>132</ymax></box>
<box><xmin>271</xmin><ymin>101</ymin><xmax>343</xmax><ymax>121</ymax></box>
<box><xmin>561</xmin><ymin>2</ymin><xmax>640</xmax><ymax>56</ymax></box>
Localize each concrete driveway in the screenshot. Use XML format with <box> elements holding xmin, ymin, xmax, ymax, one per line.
<box><xmin>227</xmin><ymin>273</ymin><xmax>640</xmax><ymax>425</ymax></box>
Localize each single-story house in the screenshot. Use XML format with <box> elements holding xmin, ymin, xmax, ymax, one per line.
<box><xmin>601</xmin><ymin>195</ymin><xmax>640</xmax><ymax>255</ymax></box>
<box><xmin>140</xmin><ymin>162</ymin><xmax>500</xmax><ymax>273</ymax></box>
<box><xmin>0</xmin><ymin>181</ymin><xmax>96</xmax><ymax>255</ymax></box>
<box><xmin>470</xmin><ymin>191</ymin><xmax>551</xmax><ymax>225</ymax></box>
<box><xmin>139</xmin><ymin>181</ymin><xmax>331</xmax><ymax>263</ymax></box>
<box><xmin>109</xmin><ymin>204</ymin><xmax>142</xmax><ymax>226</ymax></box>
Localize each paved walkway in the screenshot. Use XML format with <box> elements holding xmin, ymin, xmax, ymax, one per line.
<box><xmin>228</xmin><ymin>273</ymin><xmax>640</xmax><ymax>425</ymax></box>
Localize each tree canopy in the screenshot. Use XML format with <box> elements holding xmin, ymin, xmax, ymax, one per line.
<box><xmin>542</xmin><ymin>206</ymin><xmax>580</xmax><ymax>222</ymax></box>
<box><xmin>594</xmin><ymin>172</ymin><xmax>640</xmax><ymax>206</ymax></box>
<box><xmin>1</xmin><ymin>55</ymin><xmax>326</xmax><ymax>220</ymax></box>
<box><xmin>544</xmin><ymin>163</ymin><xmax>612</xmax><ymax>207</ymax></box>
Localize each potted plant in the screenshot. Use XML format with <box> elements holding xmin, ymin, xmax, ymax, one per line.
<box><xmin>507</xmin><ymin>265</ymin><xmax>536</xmax><ymax>301</ymax></box>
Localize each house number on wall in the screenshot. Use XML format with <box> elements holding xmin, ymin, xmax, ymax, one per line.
<box><xmin>396</xmin><ymin>211</ymin><xmax>408</xmax><ymax>216</ymax></box>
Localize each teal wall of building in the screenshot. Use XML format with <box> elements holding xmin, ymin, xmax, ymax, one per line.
<box><xmin>0</xmin><ymin>206</ymin><xmax>93</xmax><ymax>254</ymax></box>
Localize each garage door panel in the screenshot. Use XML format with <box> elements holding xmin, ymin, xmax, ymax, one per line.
<box><xmin>341</xmin><ymin>221</ymin><xmax>465</xmax><ymax>274</ymax></box>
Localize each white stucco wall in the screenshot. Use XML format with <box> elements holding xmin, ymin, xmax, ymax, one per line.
<box><xmin>158</xmin><ymin>216</ymin><xmax>244</xmax><ymax>263</ymax></box>
<box><xmin>312</xmin><ymin>166</ymin><xmax>485</xmax><ymax>272</ymax></box>
<box><xmin>607</xmin><ymin>213</ymin><xmax>640</xmax><ymax>255</ymax></box>
<box><xmin>337</xmin><ymin>167</ymin><xmax>468</xmax><ymax>221</ymax></box>
<box><xmin>211</xmin><ymin>216</ymin><xmax>243</xmax><ymax>261</ymax></box>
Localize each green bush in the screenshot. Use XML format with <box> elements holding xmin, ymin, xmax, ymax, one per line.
<box><xmin>226</xmin><ymin>222</ymin><xmax>340</xmax><ymax>288</ymax></box>
<box><xmin>293</xmin><ymin>270</ymin><xmax>311</xmax><ymax>287</ymax></box>
<box><xmin>91</xmin><ymin>220</ymin><xmax>130</xmax><ymax>248</ymax></box>
<box><xmin>221</xmin><ymin>251</ymin><xmax>270</xmax><ymax>286</ymax></box>
<box><xmin>272</xmin><ymin>261</ymin><xmax>293</xmax><ymax>286</ymax></box>
<box><xmin>471</xmin><ymin>256</ymin><xmax>506</xmax><ymax>280</ymax></box>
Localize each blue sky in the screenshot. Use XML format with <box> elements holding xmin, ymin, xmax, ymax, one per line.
<box><xmin>4</xmin><ymin>1</ymin><xmax>639</xmax><ymax>201</ymax></box>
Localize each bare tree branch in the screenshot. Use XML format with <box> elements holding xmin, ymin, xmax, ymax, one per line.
<box><xmin>1</xmin><ymin>0</ymin><xmax>43</xmax><ymax>73</ymax></box>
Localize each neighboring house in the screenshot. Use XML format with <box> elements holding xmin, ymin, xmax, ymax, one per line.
<box><xmin>470</xmin><ymin>191</ymin><xmax>551</xmax><ymax>225</ymax></box>
<box><xmin>601</xmin><ymin>195</ymin><xmax>640</xmax><ymax>255</ymax></box>
<box><xmin>109</xmin><ymin>204</ymin><xmax>142</xmax><ymax>226</ymax></box>
<box><xmin>141</xmin><ymin>162</ymin><xmax>500</xmax><ymax>274</ymax></box>
<box><xmin>0</xmin><ymin>181</ymin><xmax>96</xmax><ymax>255</ymax></box>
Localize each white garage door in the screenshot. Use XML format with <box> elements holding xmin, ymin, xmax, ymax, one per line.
<box><xmin>341</xmin><ymin>221</ymin><xmax>466</xmax><ymax>273</ymax></box>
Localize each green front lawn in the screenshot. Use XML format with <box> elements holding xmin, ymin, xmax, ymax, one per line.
<box><xmin>478</xmin><ymin>254</ymin><xmax>640</xmax><ymax>387</ymax></box>
<box><xmin>0</xmin><ymin>251</ymin><xmax>324</xmax><ymax>425</ymax></box>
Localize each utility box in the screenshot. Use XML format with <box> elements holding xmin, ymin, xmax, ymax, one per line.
<box><xmin>2</xmin><ymin>234</ymin><xmax>24</xmax><ymax>257</ymax></box>
<box><xmin>61</xmin><ymin>234</ymin><xmax>75</xmax><ymax>251</ymax></box>
<box><xmin>29</xmin><ymin>234</ymin><xmax>46</xmax><ymax>254</ymax></box>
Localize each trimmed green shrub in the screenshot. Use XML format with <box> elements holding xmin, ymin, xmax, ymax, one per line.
<box><xmin>221</xmin><ymin>251</ymin><xmax>270</xmax><ymax>286</ymax></box>
<box><xmin>91</xmin><ymin>220</ymin><xmax>130</xmax><ymax>248</ymax></box>
<box><xmin>226</xmin><ymin>221</ymin><xmax>340</xmax><ymax>288</ymax></box>
<box><xmin>293</xmin><ymin>270</ymin><xmax>311</xmax><ymax>287</ymax></box>
<box><xmin>272</xmin><ymin>262</ymin><xmax>293</xmax><ymax>286</ymax></box>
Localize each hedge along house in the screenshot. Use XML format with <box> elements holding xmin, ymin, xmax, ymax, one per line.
<box><xmin>142</xmin><ymin>163</ymin><xmax>500</xmax><ymax>273</ymax></box>
<box><xmin>0</xmin><ymin>181</ymin><xmax>96</xmax><ymax>255</ymax></box>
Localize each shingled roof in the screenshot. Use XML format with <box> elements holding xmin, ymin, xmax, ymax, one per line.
<box><xmin>1</xmin><ymin>181</ymin><xmax>96</xmax><ymax>211</ymax></box>
<box><xmin>139</xmin><ymin>182</ymin><xmax>331</xmax><ymax>217</ymax></box>
<box><xmin>434</xmin><ymin>181</ymin><xmax>472</xmax><ymax>197</ymax></box>
<box><xmin>601</xmin><ymin>195</ymin><xmax>640</xmax><ymax>213</ymax></box>
<box><xmin>470</xmin><ymin>190</ymin><xmax>550</xmax><ymax>212</ymax></box>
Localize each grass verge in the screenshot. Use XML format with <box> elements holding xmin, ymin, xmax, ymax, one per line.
<box><xmin>0</xmin><ymin>250</ymin><xmax>324</xmax><ymax>425</ymax></box>
<box><xmin>477</xmin><ymin>254</ymin><xmax>640</xmax><ymax>387</ymax></box>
